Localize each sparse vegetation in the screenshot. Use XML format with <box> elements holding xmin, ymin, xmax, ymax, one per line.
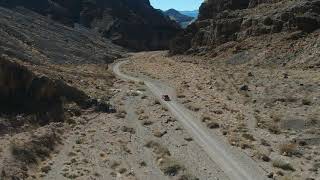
<box><xmin>128</xmin><ymin>80</ymin><xmax>135</xmax><ymax>84</ymax></box>
<box><xmin>201</xmin><ymin>115</ymin><xmax>211</xmax><ymax>122</ymax></box>
<box><xmin>145</xmin><ymin>141</ymin><xmax>170</xmax><ymax>157</ymax></box>
<box><xmin>10</xmin><ymin>128</ymin><xmax>59</xmax><ymax>164</ymax></box>
<box><xmin>162</xmin><ymin>106</ymin><xmax>169</xmax><ymax>112</ymax></box>
<box><xmin>118</xmin><ymin>167</ymin><xmax>127</xmax><ymax>174</ymax></box>
<box><xmin>272</xmin><ymin>159</ymin><xmax>295</xmax><ymax>171</ymax></box>
<box><xmin>138</xmin><ymin>114</ymin><xmax>149</xmax><ymax>120</ymax></box>
<box><xmin>10</xmin><ymin>142</ymin><xmax>37</xmax><ymax>164</ymax></box>
<box><xmin>153</xmin><ymin>130</ymin><xmax>167</xmax><ymax>137</ymax></box>
<box><xmin>127</xmin><ymin>91</ymin><xmax>140</xmax><ymax>97</ymax></box>
<box><xmin>135</xmin><ymin>108</ymin><xmax>145</xmax><ymax>115</ymax></box>
<box><xmin>279</xmin><ymin>143</ymin><xmax>297</xmax><ymax>156</ymax></box>
<box><xmin>110</xmin><ymin>161</ymin><xmax>120</xmax><ymax>169</ymax></box>
<box><xmin>186</xmin><ymin>104</ymin><xmax>200</xmax><ymax>112</ymax></box>
<box><xmin>177</xmin><ymin>94</ymin><xmax>186</xmax><ymax>98</ymax></box>
<box><xmin>267</xmin><ymin>124</ymin><xmax>281</xmax><ymax>134</ymax></box>
<box><xmin>141</xmin><ymin>95</ymin><xmax>148</xmax><ymax>99</ymax></box>
<box><xmin>207</xmin><ymin>122</ymin><xmax>220</xmax><ymax>129</ymax></box>
<box><xmin>142</xmin><ymin>120</ymin><xmax>153</xmax><ymax>126</ymax></box>
<box><xmin>160</xmin><ymin>158</ymin><xmax>183</xmax><ymax>176</ymax></box>
<box><xmin>270</xmin><ymin>112</ymin><xmax>282</xmax><ymax>123</ymax></box>
<box><xmin>121</xmin><ymin>126</ymin><xmax>136</xmax><ymax>134</ymax></box>
<box><xmin>154</xmin><ymin>99</ymin><xmax>161</xmax><ymax>105</ymax></box>
<box><xmin>115</xmin><ymin>109</ymin><xmax>127</xmax><ymax>118</ymax></box>
<box><xmin>242</xmin><ymin>133</ymin><xmax>255</xmax><ymax>141</ymax></box>
<box><xmin>139</xmin><ymin>161</ymin><xmax>147</xmax><ymax>167</ymax></box>
<box><xmin>302</xmin><ymin>98</ymin><xmax>312</xmax><ymax>105</ymax></box>
<box><xmin>178</xmin><ymin>174</ymin><xmax>199</xmax><ymax>180</ymax></box>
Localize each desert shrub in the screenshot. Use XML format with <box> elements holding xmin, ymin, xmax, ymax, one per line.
<box><xmin>207</xmin><ymin>122</ymin><xmax>220</xmax><ymax>129</ymax></box>
<box><xmin>187</xmin><ymin>104</ymin><xmax>200</xmax><ymax>112</ymax></box>
<box><xmin>178</xmin><ymin>174</ymin><xmax>199</xmax><ymax>180</ymax></box>
<box><xmin>139</xmin><ymin>161</ymin><xmax>147</xmax><ymax>167</ymax></box>
<box><xmin>154</xmin><ymin>99</ymin><xmax>161</xmax><ymax>105</ymax></box>
<box><xmin>177</xmin><ymin>94</ymin><xmax>186</xmax><ymax>98</ymax></box>
<box><xmin>267</xmin><ymin>124</ymin><xmax>281</xmax><ymax>134</ymax></box>
<box><xmin>138</xmin><ymin>81</ymin><xmax>145</xmax><ymax>85</ymax></box>
<box><xmin>270</xmin><ymin>112</ymin><xmax>282</xmax><ymax>123</ymax></box>
<box><xmin>162</xmin><ymin>106</ymin><xmax>169</xmax><ymax>112</ymax></box>
<box><xmin>201</xmin><ymin>116</ymin><xmax>211</xmax><ymax>122</ymax></box>
<box><xmin>302</xmin><ymin>99</ymin><xmax>312</xmax><ymax>105</ymax></box>
<box><xmin>110</xmin><ymin>161</ymin><xmax>120</xmax><ymax>169</ymax></box>
<box><xmin>10</xmin><ymin>129</ymin><xmax>59</xmax><ymax>164</ymax></box>
<box><xmin>135</xmin><ymin>108</ymin><xmax>144</xmax><ymax>115</ymax></box>
<box><xmin>127</xmin><ymin>91</ymin><xmax>140</xmax><ymax>96</ymax></box>
<box><xmin>142</xmin><ymin>120</ymin><xmax>153</xmax><ymax>126</ymax></box>
<box><xmin>138</xmin><ymin>115</ymin><xmax>148</xmax><ymax>120</ymax></box>
<box><xmin>242</xmin><ymin>133</ymin><xmax>255</xmax><ymax>141</ymax></box>
<box><xmin>153</xmin><ymin>130</ymin><xmax>167</xmax><ymax>137</ymax></box>
<box><xmin>160</xmin><ymin>158</ymin><xmax>183</xmax><ymax>176</ymax></box>
<box><xmin>118</xmin><ymin>168</ymin><xmax>127</xmax><ymax>174</ymax></box>
<box><xmin>272</xmin><ymin>159</ymin><xmax>295</xmax><ymax>171</ymax></box>
<box><xmin>10</xmin><ymin>142</ymin><xmax>37</xmax><ymax>164</ymax></box>
<box><xmin>115</xmin><ymin>109</ymin><xmax>127</xmax><ymax>118</ymax></box>
<box><xmin>279</xmin><ymin>143</ymin><xmax>297</xmax><ymax>156</ymax></box>
<box><xmin>145</xmin><ymin>141</ymin><xmax>170</xmax><ymax>157</ymax></box>
<box><xmin>128</xmin><ymin>80</ymin><xmax>135</xmax><ymax>84</ymax></box>
<box><xmin>121</xmin><ymin>126</ymin><xmax>135</xmax><ymax>134</ymax></box>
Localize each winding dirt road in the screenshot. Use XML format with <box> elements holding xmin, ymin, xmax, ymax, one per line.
<box><xmin>113</xmin><ymin>60</ymin><xmax>268</xmax><ymax>180</ymax></box>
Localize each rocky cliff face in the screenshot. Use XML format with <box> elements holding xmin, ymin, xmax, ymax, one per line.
<box><xmin>0</xmin><ymin>0</ymin><xmax>181</xmax><ymax>51</ymax></box>
<box><xmin>170</xmin><ymin>0</ymin><xmax>320</xmax><ymax>54</ymax></box>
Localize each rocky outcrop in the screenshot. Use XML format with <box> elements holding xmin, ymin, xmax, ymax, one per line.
<box><xmin>198</xmin><ymin>0</ymin><xmax>250</xmax><ymax>20</ymax></box>
<box><xmin>170</xmin><ymin>0</ymin><xmax>320</xmax><ymax>54</ymax></box>
<box><xmin>0</xmin><ymin>0</ymin><xmax>181</xmax><ymax>51</ymax></box>
<box><xmin>248</xmin><ymin>0</ymin><xmax>283</xmax><ymax>8</ymax></box>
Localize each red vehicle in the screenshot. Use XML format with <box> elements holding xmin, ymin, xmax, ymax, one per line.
<box><xmin>162</xmin><ymin>95</ymin><xmax>171</xmax><ymax>101</ymax></box>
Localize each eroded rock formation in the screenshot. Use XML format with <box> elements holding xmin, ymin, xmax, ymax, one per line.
<box><xmin>170</xmin><ymin>0</ymin><xmax>320</xmax><ymax>54</ymax></box>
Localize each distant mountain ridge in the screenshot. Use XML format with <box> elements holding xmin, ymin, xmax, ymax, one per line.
<box><xmin>164</xmin><ymin>9</ymin><xmax>197</xmax><ymax>28</ymax></box>
<box><xmin>179</xmin><ymin>10</ymin><xmax>199</xmax><ymax>18</ymax></box>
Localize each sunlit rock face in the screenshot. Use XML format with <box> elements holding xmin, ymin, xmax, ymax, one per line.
<box><xmin>170</xmin><ymin>0</ymin><xmax>320</xmax><ymax>54</ymax></box>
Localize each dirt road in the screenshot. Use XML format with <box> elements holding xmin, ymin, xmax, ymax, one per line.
<box><xmin>113</xmin><ymin>60</ymin><xmax>268</xmax><ymax>180</ymax></box>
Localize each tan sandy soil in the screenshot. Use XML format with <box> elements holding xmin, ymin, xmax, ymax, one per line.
<box><xmin>121</xmin><ymin>51</ymin><xmax>320</xmax><ymax>180</ymax></box>
<box><xmin>0</xmin><ymin>60</ymin><xmax>229</xmax><ymax>179</ymax></box>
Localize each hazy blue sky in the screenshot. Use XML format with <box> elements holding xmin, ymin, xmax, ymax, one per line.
<box><xmin>150</xmin><ymin>0</ymin><xmax>203</xmax><ymax>11</ymax></box>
